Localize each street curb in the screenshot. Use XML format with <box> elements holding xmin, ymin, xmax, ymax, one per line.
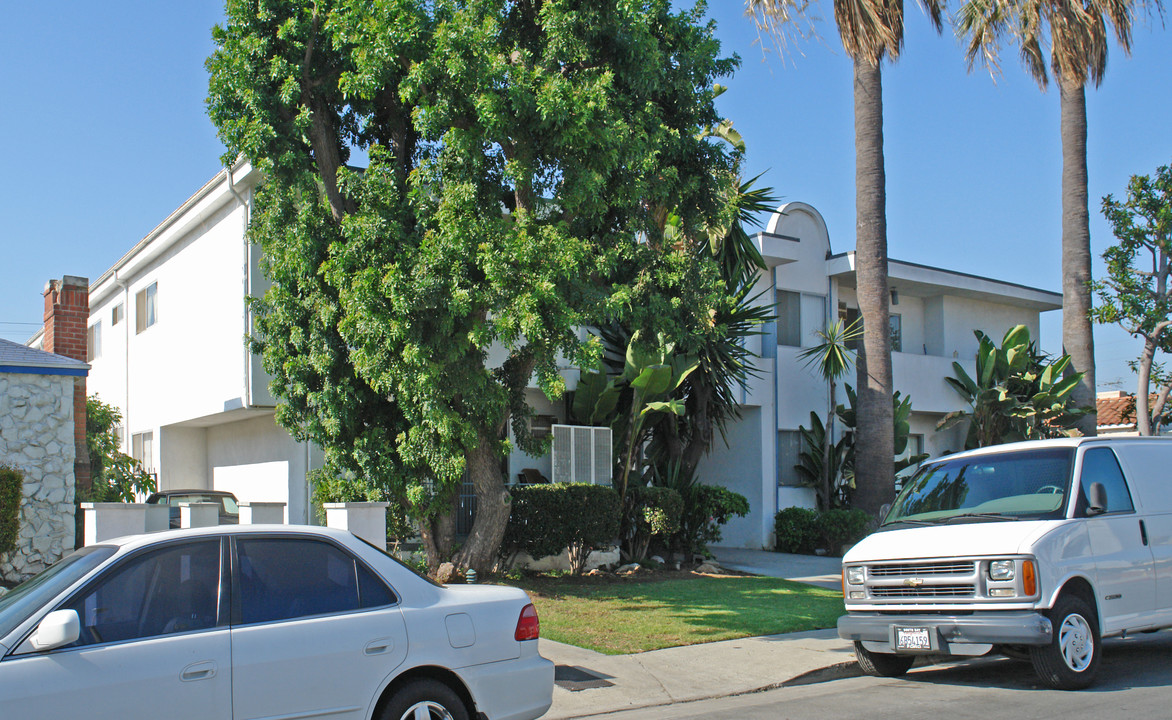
<box><xmin>547</xmin><ymin>661</ymin><xmax>863</xmax><ymax>719</ymax></box>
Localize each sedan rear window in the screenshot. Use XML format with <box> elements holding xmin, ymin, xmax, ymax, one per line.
<box><xmin>236</xmin><ymin>538</ymin><xmax>396</xmax><ymax>625</ymax></box>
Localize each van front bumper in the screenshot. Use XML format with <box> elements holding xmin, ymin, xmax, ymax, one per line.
<box><xmin>838</xmin><ymin>611</ymin><xmax>1053</xmax><ymax>654</ymax></box>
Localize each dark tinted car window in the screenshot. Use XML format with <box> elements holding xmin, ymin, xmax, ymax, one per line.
<box><xmin>1079</xmin><ymin>448</ymin><xmax>1135</xmax><ymax>514</ymax></box>
<box><xmin>63</xmin><ymin>540</ymin><xmax>220</xmax><ymax>646</ymax></box>
<box><xmin>236</xmin><ymin>538</ymin><xmax>394</xmax><ymax>624</ymax></box>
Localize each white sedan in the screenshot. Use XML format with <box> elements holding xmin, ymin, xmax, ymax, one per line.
<box><xmin>0</xmin><ymin>525</ymin><xmax>553</xmax><ymax>720</ymax></box>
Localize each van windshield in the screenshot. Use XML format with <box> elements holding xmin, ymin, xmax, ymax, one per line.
<box><xmin>883</xmin><ymin>447</ymin><xmax>1074</xmax><ymax>527</ymax></box>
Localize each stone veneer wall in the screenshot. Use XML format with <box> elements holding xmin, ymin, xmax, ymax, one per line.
<box><xmin>0</xmin><ymin>372</ymin><xmax>76</xmax><ymax>582</ymax></box>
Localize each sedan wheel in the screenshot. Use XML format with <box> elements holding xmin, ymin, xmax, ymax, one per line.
<box><xmin>382</xmin><ymin>679</ymin><xmax>470</xmax><ymax>720</ymax></box>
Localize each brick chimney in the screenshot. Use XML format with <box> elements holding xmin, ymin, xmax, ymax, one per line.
<box><xmin>43</xmin><ymin>276</ymin><xmax>92</xmax><ymax>493</ymax></box>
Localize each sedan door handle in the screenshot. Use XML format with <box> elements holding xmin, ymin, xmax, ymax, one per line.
<box><xmin>181</xmin><ymin>660</ymin><xmax>217</xmax><ymax>682</ymax></box>
<box><xmin>365</xmin><ymin>638</ymin><xmax>395</xmax><ymax>656</ymax></box>
<box><xmin>1140</xmin><ymin>519</ymin><xmax>1149</xmax><ymax>546</ymax></box>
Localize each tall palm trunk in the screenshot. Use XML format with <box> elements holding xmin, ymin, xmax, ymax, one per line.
<box><xmin>1058</xmin><ymin>77</ymin><xmax>1097</xmax><ymax>436</ymax></box>
<box><xmin>851</xmin><ymin>59</ymin><xmax>895</xmax><ymax>518</ymax></box>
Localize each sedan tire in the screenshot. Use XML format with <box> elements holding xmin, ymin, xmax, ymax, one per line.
<box><xmin>381</xmin><ymin>679</ymin><xmax>470</xmax><ymax>720</ymax></box>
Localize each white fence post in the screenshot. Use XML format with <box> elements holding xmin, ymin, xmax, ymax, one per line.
<box><xmin>81</xmin><ymin>503</ymin><xmax>151</xmax><ymax>545</ymax></box>
<box><xmin>238</xmin><ymin>502</ymin><xmax>286</xmax><ymax>525</ymax></box>
<box><xmin>323</xmin><ymin>502</ymin><xmax>389</xmax><ymax>550</ymax></box>
<box><xmin>180</xmin><ymin>502</ymin><xmax>220</xmax><ymax>529</ymax></box>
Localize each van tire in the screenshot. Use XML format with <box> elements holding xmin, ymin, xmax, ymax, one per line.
<box><xmin>854</xmin><ymin>642</ymin><xmax>915</xmax><ymax>677</ymax></box>
<box><xmin>1030</xmin><ymin>595</ymin><xmax>1100</xmax><ymax>690</ymax></box>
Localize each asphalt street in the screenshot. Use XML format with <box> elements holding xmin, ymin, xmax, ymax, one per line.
<box><xmin>582</xmin><ymin>630</ymin><xmax>1172</xmax><ymax>720</ymax></box>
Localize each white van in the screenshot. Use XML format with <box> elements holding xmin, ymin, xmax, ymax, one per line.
<box><xmin>838</xmin><ymin>437</ymin><xmax>1172</xmax><ymax>689</ymax></box>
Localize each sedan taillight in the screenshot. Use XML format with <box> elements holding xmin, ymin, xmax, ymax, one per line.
<box><xmin>514</xmin><ymin>603</ymin><xmax>540</xmax><ymax>641</ymax></box>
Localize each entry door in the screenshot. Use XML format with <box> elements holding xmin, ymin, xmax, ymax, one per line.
<box><xmin>230</xmin><ymin>536</ymin><xmax>409</xmax><ymax>720</ymax></box>
<box><xmin>1080</xmin><ymin>447</ymin><xmax>1157</xmax><ymax>633</ymax></box>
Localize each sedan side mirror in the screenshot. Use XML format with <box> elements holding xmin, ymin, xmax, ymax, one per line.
<box><xmin>29</xmin><ymin>610</ymin><xmax>80</xmax><ymax>651</ymax></box>
<box><xmin>1087</xmin><ymin>482</ymin><xmax>1108</xmax><ymax>516</ymax></box>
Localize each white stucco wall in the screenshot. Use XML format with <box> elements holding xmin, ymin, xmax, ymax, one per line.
<box><xmin>206</xmin><ymin>415</ymin><xmax>314</xmax><ymax>524</ymax></box>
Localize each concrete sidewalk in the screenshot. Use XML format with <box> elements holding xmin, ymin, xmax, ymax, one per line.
<box><xmin>538</xmin><ymin>548</ymin><xmax>856</xmax><ymax>719</ymax></box>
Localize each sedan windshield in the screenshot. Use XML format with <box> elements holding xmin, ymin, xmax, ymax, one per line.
<box><xmin>884</xmin><ymin>447</ymin><xmax>1074</xmax><ymax>527</ymax></box>
<box><xmin>0</xmin><ymin>546</ymin><xmax>115</xmax><ymax>641</ymax></box>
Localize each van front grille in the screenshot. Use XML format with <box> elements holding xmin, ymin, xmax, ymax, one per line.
<box><xmin>870</xmin><ymin>561</ymin><xmax>975</xmax><ymax>577</ymax></box>
<box><xmin>871</xmin><ymin>584</ymin><xmax>975</xmax><ymax>598</ymax></box>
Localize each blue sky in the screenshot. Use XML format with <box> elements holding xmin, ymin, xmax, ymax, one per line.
<box><xmin>2</xmin><ymin>2</ymin><xmax>1169</xmax><ymax>392</ymax></box>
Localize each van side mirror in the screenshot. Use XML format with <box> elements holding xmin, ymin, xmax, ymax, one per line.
<box><xmin>1087</xmin><ymin>482</ymin><xmax>1108</xmax><ymax>516</ymax></box>
<box><xmin>29</xmin><ymin>609</ymin><xmax>80</xmax><ymax>651</ymax></box>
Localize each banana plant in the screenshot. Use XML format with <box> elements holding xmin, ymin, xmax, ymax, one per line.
<box><xmin>615</xmin><ymin>332</ymin><xmax>698</xmax><ymax>503</ymax></box>
<box><xmin>939</xmin><ymin>325</ymin><xmax>1087</xmax><ymax>448</ymax></box>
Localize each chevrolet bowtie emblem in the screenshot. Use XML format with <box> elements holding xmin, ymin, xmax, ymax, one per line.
<box><xmin>904</xmin><ymin>578</ymin><xmax>924</xmax><ymax>587</ymax></box>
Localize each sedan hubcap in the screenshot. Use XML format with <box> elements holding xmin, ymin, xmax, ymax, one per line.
<box><xmin>1058</xmin><ymin>613</ymin><xmax>1093</xmax><ymax>672</ymax></box>
<box><xmin>401</xmin><ymin>701</ymin><xmax>454</xmax><ymax>720</ymax></box>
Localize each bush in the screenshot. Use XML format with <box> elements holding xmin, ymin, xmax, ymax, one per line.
<box><xmin>773</xmin><ymin>506</ymin><xmax>820</xmax><ymax>554</ymax></box>
<box><xmin>773</xmin><ymin>506</ymin><xmax>871</xmax><ymax>555</ymax></box>
<box><xmin>504</xmin><ymin>484</ymin><xmax>621</xmax><ymax>575</ymax></box>
<box><xmin>0</xmin><ymin>466</ymin><xmax>22</xmax><ymax>557</ymax></box>
<box><xmin>675</xmin><ymin>485</ymin><xmax>750</xmax><ymax>557</ymax></box>
<box><xmin>622</xmin><ymin>485</ymin><xmax>683</xmax><ymax>561</ymax></box>
<box><xmin>818</xmin><ymin>508</ymin><xmax>871</xmax><ymax>553</ymax></box>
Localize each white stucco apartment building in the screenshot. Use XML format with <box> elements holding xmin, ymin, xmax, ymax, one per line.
<box><xmin>48</xmin><ymin>165</ymin><xmax>1061</xmax><ymax>545</ymax></box>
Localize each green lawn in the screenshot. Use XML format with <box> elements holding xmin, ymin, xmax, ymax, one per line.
<box><xmin>507</xmin><ymin>573</ymin><xmax>845</xmax><ymax>655</ymax></box>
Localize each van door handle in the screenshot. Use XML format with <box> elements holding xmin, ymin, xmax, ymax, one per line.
<box><xmin>1140</xmin><ymin>520</ymin><xmax>1149</xmax><ymax>546</ymax></box>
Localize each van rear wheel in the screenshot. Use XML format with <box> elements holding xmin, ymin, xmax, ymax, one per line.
<box><xmin>854</xmin><ymin>642</ymin><xmax>915</xmax><ymax>677</ymax></box>
<box><xmin>1030</xmin><ymin>595</ymin><xmax>1100</xmax><ymax>690</ymax></box>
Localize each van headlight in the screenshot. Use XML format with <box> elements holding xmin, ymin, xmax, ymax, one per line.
<box><xmin>846</xmin><ymin>566</ymin><xmax>865</xmax><ymax>585</ymax></box>
<box><xmin>989</xmin><ymin>559</ymin><xmax>1016</xmax><ymax>581</ymax></box>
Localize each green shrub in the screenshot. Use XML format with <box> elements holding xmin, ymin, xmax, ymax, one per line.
<box><xmin>818</xmin><ymin>508</ymin><xmax>871</xmax><ymax>553</ymax></box>
<box><xmin>774</xmin><ymin>506</ymin><xmax>872</xmax><ymax>555</ymax></box>
<box><xmin>622</xmin><ymin>485</ymin><xmax>683</xmax><ymax>561</ymax></box>
<box><xmin>773</xmin><ymin>506</ymin><xmax>820</xmax><ymax>554</ymax></box>
<box><xmin>504</xmin><ymin>484</ymin><xmax>621</xmax><ymax>575</ymax></box>
<box><xmin>0</xmin><ymin>466</ymin><xmax>22</xmax><ymax>557</ymax></box>
<box><xmin>675</xmin><ymin>484</ymin><xmax>750</xmax><ymax>557</ymax></box>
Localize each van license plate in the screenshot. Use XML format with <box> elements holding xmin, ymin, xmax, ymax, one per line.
<box><xmin>894</xmin><ymin>626</ymin><xmax>933</xmax><ymax>651</ymax></box>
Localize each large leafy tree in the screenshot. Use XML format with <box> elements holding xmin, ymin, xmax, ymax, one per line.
<box><xmin>956</xmin><ymin>0</ymin><xmax>1161</xmax><ymax>436</ymax></box>
<box><xmin>748</xmin><ymin>0</ymin><xmax>944</xmax><ymax>518</ymax></box>
<box><xmin>1091</xmin><ymin>160</ymin><xmax>1172</xmax><ymax>435</ymax></box>
<box><xmin>206</xmin><ymin>0</ymin><xmax>737</xmax><ymax>573</ymax></box>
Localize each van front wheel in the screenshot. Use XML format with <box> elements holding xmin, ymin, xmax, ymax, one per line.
<box><xmin>1030</xmin><ymin>595</ymin><xmax>1100</xmax><ymax>690</ymax></box>
<box><xmin>854</xmin><ymin>642</ymin><xmax>915</xmax><ymax>677</ymax></box>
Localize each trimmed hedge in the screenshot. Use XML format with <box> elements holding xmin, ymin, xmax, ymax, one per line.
<box><xmin>504</xmin><ymin>483</ymin><xmax>621</xmax><ymax>575</ymax></box>
<box><xmin>0</xmin><ymin>466</ymin><xmax>22</xmax><ymax>557</ymax></box>
<box><xmin>774</xmin><ymin>506</ymin><xmax>871</xmax><ymax>555</ymax></box>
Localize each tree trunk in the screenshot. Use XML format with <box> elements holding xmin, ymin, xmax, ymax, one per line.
<box><xmin>1137</xmin><ymin>336</ymin><xmax>1156</xmax><ymax>435</ymax></box>
<box><xmin>1058</xmin><ymin>78</ymin><xmax>1097</xmax><ymax>436</ymax></box>
<box><xmin>418</xmin><ymin>494</ymin><xmax>458</xmax><ymax>572</ymax></box>
<box><xmin>851</xmin><ymin>59</ymin><xmax>895</xmax><ymax>519</ymax></box>
<box><xmin>450</xmin><ymin>433</ymin><xmax>512</xmax><ymax>574</ymax></box>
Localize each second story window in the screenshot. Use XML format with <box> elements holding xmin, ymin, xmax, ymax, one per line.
<box><xmin>136</xmin><ymin>283</ymin><xmax>158</xmax><ymax>334</ymax></box>
<box><xmin>111</xmin><ymin>303</ymin><xmax>124</xmax><ymax>326</ymax></box>
<box><xmin>776</xmin><ymin>290</ymin><xmax>801</xmax><ymax>347</ymax></box>
<box><xmin>87</xmin><ymin>322</ymin><xmax>101</xmax><ymax>362</ymax></box>
<box><xmin>890</xmin><ymin>314</ymin><xmax>902</xmax><ymax>352</ymax></box>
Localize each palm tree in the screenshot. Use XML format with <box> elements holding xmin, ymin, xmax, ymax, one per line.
<box><xmin>955</xmin><ymin>0</ymin><xmax>1156</xmax><ymax>436</ymax></box>
<box><xmin>748</xmin><ymin>0</ymin><xmax>943</xmax><ymax>518</ymax></box>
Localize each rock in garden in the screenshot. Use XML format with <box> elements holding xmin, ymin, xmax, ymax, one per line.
<box><xmin>694</xmin><ymin>563</ymin><xmax>722</xmax><ymax>574</ymax></box>
<box><xmin>615</xmin><ymin>563</ymin><xmax>641</xmax><ymax>575</ymax></box>
<box><xmin>434</xmin><ymin>562</ymin><xmax>456</xmax><ymax>584</ymax></box>
<box><xmin>650</xmin><ymin>555</ymin><xmax>665</xmax><ymax>564</ymax></box>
